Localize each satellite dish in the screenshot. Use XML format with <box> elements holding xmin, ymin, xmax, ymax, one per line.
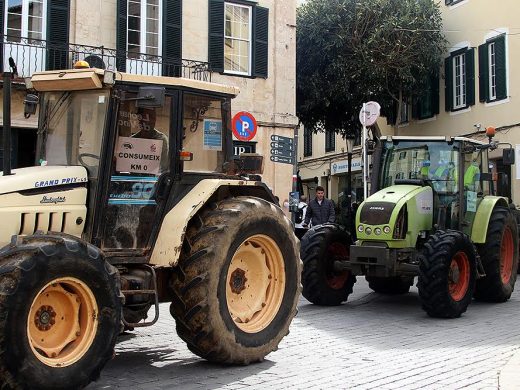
<box><xmin>83</xmin><ymin>55</ymin><xmax>106</xmax><ymax>69</ymax></box>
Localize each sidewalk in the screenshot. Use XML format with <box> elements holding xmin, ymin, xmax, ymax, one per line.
<box><xmin>499</xmin><ymin>348</ymin><xmax>520</xmax><ymax>389</ymax></box>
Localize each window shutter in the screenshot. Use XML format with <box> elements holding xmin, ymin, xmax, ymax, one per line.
<box><xmin>494</xmin><ymin>35</ymin><xmax>507</xmax><ymax>100</ymax></box>
<box><xmin>478</xmin><ymin>43</ymin><xmax>489</xmax><ymax>102</ymax></box>
<box><xmin>411</xmin><ymin>98</ymin><xmax>419</xmax><ymax>120</ymax></box>
<box><xmin>253</xmin><ymin>6</ymin><xmax>268</xmax><ymax>78</ymax></box>
<box><xmin>465</xmin><ymin>48</ymin><xmax>475</xmax><ymax>106</ymax></box>
<box><xmin>46</xmin><ymin>0</ymin><xmax>70</xmax><ymax>70</ymax></box>
<box><xmin>208</xmin><ymin>0</ymin><xmax>224</xmax><ymax>73</ymax></box>
<box><xmin>444</xmin><ymin>57</ymin><xmax>453</xmax><ymax>111</ymax></box>
<box><xmin>432</xmin><ymin>73</ymin><xmax>440</xmax><ymax>115</ymax></box>
<box><xmin>0</xmin><ymin>0</ymin><xmax>4</xmax><ymax>72</ymax></box>
<box><xmin>163</xmin><ymin>0</ymin><xmax>182</xmax><ymax>77</ymax></box>
<box><xmin>116</xmin><ymin>0</ymin><xmax>127</xmax><ymax>72</ymax></box>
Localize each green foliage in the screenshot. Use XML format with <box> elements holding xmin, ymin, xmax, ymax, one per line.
<box><xmin>296</xmin><ymin>0</ymin><xmax>447</xmax><ymax>136</ymax></box>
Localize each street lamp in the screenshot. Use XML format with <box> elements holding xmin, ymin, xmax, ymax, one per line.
<box><xmin>345</xmin><ymin>134</ymin><xmax>356</xmax><ymax>234</ymax></box>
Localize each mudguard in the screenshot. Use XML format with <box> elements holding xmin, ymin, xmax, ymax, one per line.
<box><xmin>471</xmin><ymin>196</ymin><xmax>509</xmax><ymax>244</ymax></box>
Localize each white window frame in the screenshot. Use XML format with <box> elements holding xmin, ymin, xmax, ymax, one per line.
<box><xmin>224</xmin><ymin>2</ymin><xmax>252</xmax><ymax>76</ymax></box>
<box><xmin>488</xmin><ymin>41</ymin><xmax>497</xmax><ymax>101</ymax></box>
<box><xmin>453</xmin><ymin>53</ymin><xmax>466</xmax><ymax>109</ymax></box>
<box><xmin>4</xmin><ymin>0</ymin><xmax>47</xmax><ymax>42</ymax></box>
<box><xmin>126</xmin><ymin>0</ymin><xmax>162</xmax><ymax>58</ymax></box>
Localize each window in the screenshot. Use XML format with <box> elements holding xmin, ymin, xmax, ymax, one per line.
<box><xmin>399</xmin><ymin>99</ymin><xmax>409</xmax><ymax>124</ymax></box>
<box><xmin>209</xmin><ymin>0</ymin><xmax>269</xmax><ymax>78</ymax></box>
<box><xmin>444</xmin><ymin>48</ymin><xmax>475</xmax><ymax>111</ymax></box>
<box><xmin>325</xmin><ymin>129</ymin><xmax>335</xmax><ymax>152</ymax></box>
<box><xmin>127</xmin><ymin>0</ymin><xmax>161</xmax><ymax>59</ymax></box>
<box><xmin>445</xmin><ymin>0</ymin><xmax>465</xmax><ymax>5</ymax></box>
<box><xmin>303</xmin><ymin>127</ymin><xmax>312</xmax><ymax>157</ymax></box>
<box><xmin>414</xmin><ymin>75</ymin><xmax>440</xmax><ymax>120</ymax></box>
<box><xmin>224</xmin><ymin>3</ymin><xmax>251</xmax><ymax>75</ymax></box>
<box><xmin>478</xmin><ymin>35</ymin><xmax>507</xmax><ymax>103</ymax></box>
<box><xmin>5</xmin><ymin>0</ymin><xmax>45</xmax><ymax>43</ymax></box>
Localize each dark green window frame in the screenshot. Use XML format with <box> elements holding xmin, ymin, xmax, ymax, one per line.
<box><xmin>444</xmin><ymin>47</ymin><xmax>475</xmax><ymax>112</ymax></box>
<box><xmin>208</xmin><ymin>0</ymin><xmax>269</xmax><ymax>78</ymax></box>
<box><xmin>414</xmin><ymin>74</ymin><xmax>440</xmax><ymax>120</ymax></box>
<box><xmin>325</xmin><ymin>129</ymin><xmax>335</xmax><ymax>153</ymax></box>
<box><xmin>303</xmin><ymin>127</ymin><xmax>312</xmax><ymax>157</ymax></box>
<box><xmin>479</xmin><ymin>34</ymin><xmax>507</xmax><ymax>103</ymax></box>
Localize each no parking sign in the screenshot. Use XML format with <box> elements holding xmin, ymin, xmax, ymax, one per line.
<box><xmin>232</xmin><ymin>111</ymin><xmax>257</xmax><ymax>141</ymax></box>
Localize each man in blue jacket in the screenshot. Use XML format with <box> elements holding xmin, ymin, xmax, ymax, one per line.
<box><xmin>302</xmin><ymin>186</ymin><xmax>335</xmax><ymax>227</ymax></box>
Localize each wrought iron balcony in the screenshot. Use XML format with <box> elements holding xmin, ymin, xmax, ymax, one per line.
<box><xmin>1</xmin><ymin>35</ymin><xmax>211</xmax><ymax>82</ymax></box>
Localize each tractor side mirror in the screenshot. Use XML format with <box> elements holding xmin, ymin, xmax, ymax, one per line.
<box><xmin>503</xmin><ymin>148</ymin><xmax>515</xmax><ymax>165</ymax></box>
<box><xmin>135</xmin><ymin>86</ymin><xmax>166</xmax><ymax>108</ymax></box>
<box><xmin>23</xmin><ymin>93</ymin><xmax>38</xmax><ymax>118</ymax></box>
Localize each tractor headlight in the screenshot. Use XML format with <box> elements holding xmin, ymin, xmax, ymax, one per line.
<box><xmin>365</xmin><ymin>227</ymin><xmax>372</xmax><ymax>235</ymax></box>
<box><xmin>374</xmin><ymin>228</ymin><xmax>382</xmax><ymax>235</ymax></box>
<box><xmin>383</xmin><ymin>226</ymin><xmax>391</xmax><ymax>234</ymax></box>
<box><xmin>358</xmin><ymin>225</ymin><xmax>364</xmax><ymax>232</ymax></box>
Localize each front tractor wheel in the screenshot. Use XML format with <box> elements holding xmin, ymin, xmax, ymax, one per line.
<box><xmin>300</xmin><ymin>224</ymin><xmax>356</xmax><ymax>306</ymax></box>
<box><xmin>170</xmin><ymin>197</ymin><xmax>300</xmax><ymax>364</ymax></box>
<box><xmin>418</xmin><ymin>230</ymin><xmax>477</xmax><ymax>318</ymax></box>
<box><xmin>0</xmin><ymin>234</ymin><xmax>122</xmax><ymax>390</ymax></box>
<box><xmin>475</xmin><ymin>207</ymin><xmax>519</xmax><ymax>302</ymax></box>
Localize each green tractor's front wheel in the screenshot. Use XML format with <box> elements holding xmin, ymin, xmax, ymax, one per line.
<box><xmin>300</xmin><ymin>224</ymin><xmax>356</xmax><ymax>306</ymax></box>
<box><xmin>170</xmin><ymin>197</ymin><xmax>300</xmax><ymax>364</ymax></box>
<box><xmin>418</xmin><ymin>230</ymin><xmax>477</xmax><ymax>318</ymax></box>
<box><xmin>475</xmin><ymin>207</ymin><xmax>519</xmax><ymax>302</ymax></box>
<box><xmin>0</xmin><ymin>234</ymin><xmax>122</xmax><ymax>390</ymax></box>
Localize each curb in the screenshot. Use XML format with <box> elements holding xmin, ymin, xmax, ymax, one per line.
<box><xmin>499</xmin><ymin>348</ymin><xmax>520</xmax><ymax>389</ymax></box>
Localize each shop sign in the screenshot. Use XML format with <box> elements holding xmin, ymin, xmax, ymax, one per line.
<box><xmin>331</xmin><ymin>157</ymin><xmax>362</xmax><ymax>175</ymax></box>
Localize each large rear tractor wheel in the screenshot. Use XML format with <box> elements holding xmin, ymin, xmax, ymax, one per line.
<box><xmin>0</xmin><ymin>233</ymin><xmax>122</xmax><ymax>390</ymax></box>
<box><xmin>475</xmin><ymin>207</ymin><xmax>519</xmax><ymax>302</ymax></box>
<box><xmin>366</xmin><ymin>276</ymin><xmax>412</xmax><ymax>295</ymax></box>
<box><xmin>170</xmin><ymin>197</ymin><xmax>300</xmax><ymax>364</ymax></box>
<box><xmin>300</xmin><ymin>224</ymin><xmax>356</xmax><ymax>306</ymax></box>
<box><xmin>418</xmin><ymin>230</ymin><xmax>477</xmax><ymax>318</ymax></box>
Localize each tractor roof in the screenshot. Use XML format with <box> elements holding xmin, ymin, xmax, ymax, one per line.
<box><xmin>30</xmin><ymin>68</ymin><xmax>240</xmax><ymax>97</ymax></box>
<box><xmin>380</xmin><ymin>135</ymin><xmax>487</xmax><ymax>146</ymax></box>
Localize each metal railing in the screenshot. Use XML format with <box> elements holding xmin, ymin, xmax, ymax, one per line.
<box><xmin>1</xmin><ymin>35</ymin><xmax>211</xmax><ymax>82</ymax></box>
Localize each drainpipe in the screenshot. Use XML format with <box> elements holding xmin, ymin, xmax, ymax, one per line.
<box><xmin>2</xmin><ymin>71</ymin><xmax>12</xmax><ymax>175</ymax></box>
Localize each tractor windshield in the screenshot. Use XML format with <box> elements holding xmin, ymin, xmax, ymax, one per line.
<box><xmin>379</xmin><ymin>140</ymin><xmax>460</xmax><ymax>195</ymax></box>
<box><xmin>37</xmin><ymin>90</ymin><xmax>110</xmax><ymax>179</ymax></box>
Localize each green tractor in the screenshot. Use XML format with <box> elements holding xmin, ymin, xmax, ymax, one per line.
<box><xmin>301</xmin><ymin>132</ymin><xmax>519</xmax><ymax>318</ymax></box>
<box><xmin>0</xmin><ymin>67</ymin><xmax>300</xmax><ymax>389</ymax></box>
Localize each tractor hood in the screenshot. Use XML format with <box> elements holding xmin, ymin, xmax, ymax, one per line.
<box><xmin>0</xmin><ymin>166</ymin><xmax>88</xmax><ymax>195</ymax></box>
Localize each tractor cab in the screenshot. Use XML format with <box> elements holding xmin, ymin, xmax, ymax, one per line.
<box><xmin>6</xmin><ymin>67</ymin><xmax>244</xmax><ymax>252</ymax></box>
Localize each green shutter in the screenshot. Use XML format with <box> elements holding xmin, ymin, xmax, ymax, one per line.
<box><xmin>444</xmin><ymin>57</ymin><xmax>453</xmax><ymax>111</ymax></box>
<box><xmin>208</xmin><ymin>0</ymin><xmax>224</xmax><ymax>73</ymax></box>
<box><xmin>478</xmin><ymin>43</ymin><xmax>489</xmax><ymax>102</ymax></box>
<box><xmin>0</xmin><ymin>0</ymin><xmax>4</xmax><ymax>72</ymax></box>
<box><xmin>465</xmin><ymin>48</ymin><xmax>475</xmax><ymax>106</ymax></box>
<box><xmin>163</xmin><ymin>0</ymin><xmax>182</xmax><ymax>77</ymax></box>
<box><xmin>46</xmin><ymin>0</ymin><xmax>70</xmax><ymax>70</ymax></box>
<box><xmin>116</xmin><ymin>0</ymin><xmax>127</xmax><ymax>72</ymax></box>
<box><xmin>253</xmin><ymin>6</ymin><xmax>269</xmax><ymax>78</ymax></box>
<box><xmin>432</xmin><ymin>73</ymin><xmax>440</xmax><ymax>115</ymax></box>
<box><xmin>494</xmin><ymin>35</ymin><xmax>507</xmax><ymax>100</ymax></box>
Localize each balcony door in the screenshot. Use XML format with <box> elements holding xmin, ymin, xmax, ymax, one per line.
<box><xmin>3</xmin><ymin>0</ymin><xmax>47</xmax><ymax>76</ymax></box>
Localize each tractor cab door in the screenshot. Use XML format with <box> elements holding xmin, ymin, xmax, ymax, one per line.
<box><xmin>100</xmin><ymin>92</ymin><xmax>174</xmax><ymax>251</ymax></box>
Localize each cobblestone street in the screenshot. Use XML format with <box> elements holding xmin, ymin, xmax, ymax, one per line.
<box><xmin>89</xmin><ymin>279</ymin><xmax>520</xmax><ymax>390</ymax></box>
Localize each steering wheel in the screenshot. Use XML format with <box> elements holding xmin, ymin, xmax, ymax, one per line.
<box><xmin>78</xmin><ymin>153</ymin><xmax>100</xmax><ymax>169</ymax></box>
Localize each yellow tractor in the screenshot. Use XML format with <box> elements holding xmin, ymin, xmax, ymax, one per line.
<box><xmin>0</xmin><ymin>66</ymin><xmax>300</xmax><ymax>389</ymax></box>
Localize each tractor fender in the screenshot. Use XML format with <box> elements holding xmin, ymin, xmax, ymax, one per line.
<box><xmin>149</xmin><ymin>179</ymin><xmax>277</xmax><ymax>267</ymax></box>
<box><xmin>471</xmin><ymin>196</ymin><xmax>509</xmax><ymax>244</ymax></box>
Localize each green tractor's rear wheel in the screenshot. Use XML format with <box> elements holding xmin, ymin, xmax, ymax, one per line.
<box><xmin>475</xmin><ymin>207</ymin><xmax>519</xmax><ymax>302</ymax></box>
<box><xmin>300</xmin><ymin>224</ymin><xmax>356</xmax><ymax>306</ymax></box>
<box><xmin>170</xmin><ymin>197</ymin><xmax>300</xmax><ymax>364</ymax></box>
<box><xmin>418</xmin><ymin>230</ymin><xmax>477</xmax><ymax>318</ymax></box>
<box><xmin>366</xmin><ymin>276</ymin><xmax>412</xmax><ymax>295</ymax></box>
<box><xmin>0</xmin><ymin>234</ymin><xmax>122</xmax><ymax>390</ymax></box>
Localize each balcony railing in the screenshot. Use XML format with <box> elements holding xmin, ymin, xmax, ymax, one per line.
<box><xmin>1</xmin><ymin>35</ymin><xmax>211</xmax><ymax>82</ymax></box>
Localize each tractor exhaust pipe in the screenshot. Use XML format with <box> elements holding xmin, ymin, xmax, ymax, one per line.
<box><xmin>2</xmin><ymin>71</ymin><xmax>12</xmax><ymax>176</ymax></box>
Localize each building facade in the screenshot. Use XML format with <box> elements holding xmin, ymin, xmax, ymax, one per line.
<box><xmin>0</xmin><ymin>0</ymin><xmax>298</xmax><ymax>203</ymax></box>
<box><xmin>297</xmin><ymin>0</ymin><xmax>520</xmax><ymax>205</ymax></box>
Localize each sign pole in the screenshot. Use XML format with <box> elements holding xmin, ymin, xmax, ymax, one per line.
<box><xmin>362</xmin><ymin>103</ymin><xmax>368</xmax><ymax>199</ymax></box>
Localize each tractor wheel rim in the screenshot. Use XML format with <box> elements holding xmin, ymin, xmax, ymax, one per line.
<box><xmin>448</xmin><ymin>251</ymin><xmax>470</xmax><ymax>301</ymax></box>
<box><xmin>326</xmin><ymin>242</ymin><xmax>350</xmax><ymax>290</ymax></box>
<box><xmin>226</xmin><ymin>234</ymin><xmax>285</xmax><ymax>333</ymax></box>
<box><xmin>27</xmin><ymin>277</ymin><xmax>98</xmax><ymax>367</ymax></box>
<box><xmin>500</xmin><ymin>226</ymin><xmax>514</xmax><ymax>284</ymax></box>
